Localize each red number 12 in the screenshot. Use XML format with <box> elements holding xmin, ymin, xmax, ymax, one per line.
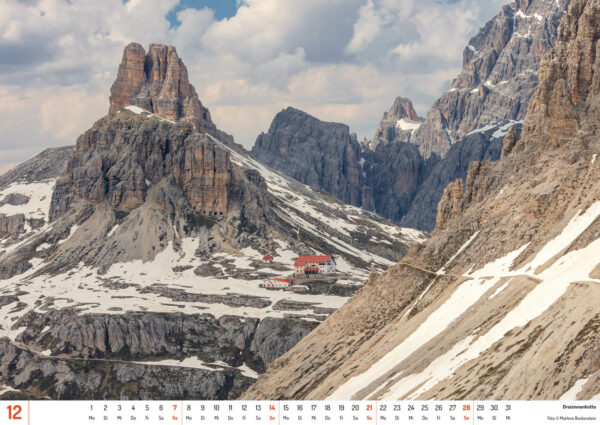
<box><xmin>7</xmin><ymin>405</ymin><xmax>22</xmax><ymax>420</ymax></box>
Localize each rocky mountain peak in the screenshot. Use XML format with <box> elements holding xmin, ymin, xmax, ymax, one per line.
<box><xmin>387</xmin><ymin>97</ymin><xmax>420</xmax><ymax>121</ymax></box>
<box><xmin>410</xmin><ymin>0</ymin><xmax>571</xmax><ymax>158</ymax></box>
<box><xmin>268</xmin><ymin>106</ymin><xmax>351</xmax><ymax>134</ymax></box>
<box><xmin>251</xmin><ymin>107</ymin><xmax>366</xmax><ymax>207</ymax></box>
<box><xmin>370</xmin><ymin>97</ymin><xmax>423</xmax><ymax>149</ymax></box>
<box><xmin>109</xmin><ymin>42</ymin><xmax>223</xmax><ymax>138</ymax></box>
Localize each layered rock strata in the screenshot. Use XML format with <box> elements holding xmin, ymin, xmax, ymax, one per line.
<box><xmin>109</xmin><ymin>43</ymin><xmax>235</xmax><ymax>146</ymax></box>
<box><xmin>411</xmin><ymin>0</ymin><xmax>571</xmax><ymax>158</ymax></box>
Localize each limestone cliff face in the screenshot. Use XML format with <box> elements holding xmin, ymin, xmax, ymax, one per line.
<box><xmin>362</xmin><ymin>141</ymin><xmax>434</xmax><ymax>223</ymax></box>
<box><xmin>251</xmin><ymin>107</ymin><xmax>433</xmax><ymax>222</ymax></box>
<box><xmin>411</xmin><ymin>0</ymin><xmax>571</xmax><ymax>158</ymax></box>
<box><xmin>435</xmin><ymin>179</ymin><xmax>464</xmax><ymax>231</ymax></box>
<box><xmin>108</xmin><ymin>43</ymin><xmax>146</xmax><ymax>114</ymax></box>
<box><xmin>523</xmin><ymin>0</ymin><xmax>600</xmax><ymax>144</ymax></box>
<box><xmin>251</xmin><ymin>107</ymin><xmax>366</xmax><ymax>207</ymax></box>
<box><xmin>172</xmin><ymin>140</ymin><xmax>232</xmax><ymax>216</ymax></box>
<box><xmin>244</xmin><ymin>0</ymin><xmax>600</xmax><ymax>401</ymax></box>
<box><xmin>109</xmin><ymin>43</ymin><xmax>235</xmax><ymax>145</ymax></box>
<box><xmin>55</xmin><ymin>114</ymin><xmax>232</xmax><ymax>216</ymax></box>
<box><xmin>0</xmin><ymin>214</ymin><xmax>25</xmax><ymax>238</ymax></box>
<box><xmin>501</xmin><ymin>125</ymin><xmax>520</xmax><ymax>158</ymax></box>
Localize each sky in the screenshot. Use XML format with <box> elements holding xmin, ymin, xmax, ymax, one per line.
<box><xmin>0</xmin><ymin>0</ymin><xmax>508</xmax><ymax>174</ymax></box>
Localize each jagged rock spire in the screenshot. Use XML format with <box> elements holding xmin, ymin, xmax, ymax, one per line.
<box><xmin>109</xmin><ymin>42</ymin><xmax>217</xmax><ymax>135</ymax></box>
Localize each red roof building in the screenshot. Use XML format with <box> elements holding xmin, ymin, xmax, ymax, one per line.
<box><xmin>294</xmin><ymin>255</ymin><xmax>336</xmax><ymax>275</ymax></box>
<box><xmin>263</xmin><ymin>255</ymin><xmax>273</xmax><ymax>263</ymax></box>
<box><xmin>293</xmin><ymin>255</ymin><xmax>332</xmax><ymax>266</ymax></box>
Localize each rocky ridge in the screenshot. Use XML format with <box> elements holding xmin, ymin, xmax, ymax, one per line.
<box><xmin>251</xmin><ymin>107</ymin><xmax>437</xmax><ymax>224</ymax></box>
<box><xmin>411</xmin><ymin>0</ymin><xmax>571</xmax><ymax>158</ymax></box>
<box><xmin>0</xmin><ymin>147</ymin><xmax>74</xmax><ymax>189</ymax></box>
<box><xmin>250</xmin><ymin>0</ymin><xmax>570</xmax><ymax>231</ymax></box>
<box><xmin>252</xmin><ymin>107</ymin><xmax>366</xmax><ymax>208</ymax></box>
<box><xmin>0</xmin><ymin>43</ymin><xmax>424</xmax><ymax>400</ymax></box>
<box><xmin>244</xmin><ymin>0</ymin><xmax>600</xmax><ymax>401</ymax></box>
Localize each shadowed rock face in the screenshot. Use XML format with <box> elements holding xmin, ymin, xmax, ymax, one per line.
<box><xmin>361</xmin><ymin>141</ymin><xmax>434</xmax><ymax>223</ymax></box>
<box><xmin>251</xmin><ymin>107</ymin><xmax>435</xmax><ymax>223</ymax></box>
<box><xmin>400</xmin><ymin>130</ymin><xmax>506</xmax><ymax>231</ymax></box>
<box><xmin>251</xmin><ymin>107</ymin><xmax>366</xmax><ymax>207</ymax></box>
<box><xmin>411</xmin><ymin>0</ymin><xmax>571</xmax><ymax>158</ymax></box>
<box><xmin>52</xmin><ymin>113</ymin><xmax>234</xmax><ymax>217</ymax></box>
<box><xmin>249</xmin><ymin>0</ymin><xmax>570</xmax><ymax>232</ymax></box>
<box><xmin>109</xmin><ymin>43</ymin><xmax>236</xmax><ymax>146</ymax></box>
<box><xmin>108</xmin><ymin>43</ymin><xmax>146</xmax><ymax>114</ymax></box>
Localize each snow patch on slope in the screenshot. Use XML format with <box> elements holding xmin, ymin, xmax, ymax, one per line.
<box><xmin>396</xmin><ymin>119</ymin><xmax>422</xmax><ymax>132</ymax></box>
<box><xmin>124</xmin><ymin>105</ymin><xmax>176</xmax><ymax>124</ymax></box>
<box><xmin>560</xmin><ymin>377</ymin><xmax>590</xmax><ymax>400</ymax></box>
<box><xmin>0</xmin><ymin>179</ymin><xmax>56</xmax><ymax>220</ymax></box>
<box><xmin>330</xmin><ymin>202</ymin><xmax>600</xmax><ymax>399</ymax></box>
<box><xmin>328</xmin><ymin>243</ymin><xmax>526</xmax><ymax>400</ymax></box>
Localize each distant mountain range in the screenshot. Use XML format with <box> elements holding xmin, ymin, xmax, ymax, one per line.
<box><xmin>245</xmin><ymin>0</ymin><xmax>600</xmax><ymax>401</ymax></box>
<box><xmin>251</xmin><ymin>0</ymin><xmax>570</xmax><ymax>231</ymax></box>
<box><xmin>0</xmin><ymin>43</ymin><xmax>422</xmax><ymax>400</ymax></box>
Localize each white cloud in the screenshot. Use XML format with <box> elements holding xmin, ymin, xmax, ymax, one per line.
<box><xmin>346</xmin><ymin>0</ymin><xmax>384</xmax><ymax>54</ymax></box>
<box><xmin>0</xmin><ymin>0</ymin><xmax>509</xmax><ymax>172</ymax></box>
<box><xmin>39</xmin><ymin>86</ymin><xmax>106</xmax><ymax>140</ymax></box>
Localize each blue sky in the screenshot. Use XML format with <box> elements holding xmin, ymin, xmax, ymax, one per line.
<box><xmin>0</xmin><ymin>0</ymin><xmax>509</xmax><ymax>173</ymax></box>
<box><xmin>167</xmin><ymin>0</ymin><xmax>238</xmax><ymax>25</ymax></box>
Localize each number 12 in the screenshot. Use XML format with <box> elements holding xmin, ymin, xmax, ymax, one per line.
<box><xmin>7</xmin><ymin>405</ymin><xmax>23</xmax><ymax>420</ymax></box>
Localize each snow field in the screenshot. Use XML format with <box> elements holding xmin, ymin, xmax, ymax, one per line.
<box><xmin>329</xmin><ymin>202</ymin><xmax>600</xmax><ymax>399</ymax></box>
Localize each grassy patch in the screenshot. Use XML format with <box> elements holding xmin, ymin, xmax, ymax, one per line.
<box><xmin>185</xmin><ymin>211</ymin><xmax>216</xmax><ymax>232</ymax></box>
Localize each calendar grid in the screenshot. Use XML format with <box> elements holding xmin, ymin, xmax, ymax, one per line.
<box><xmin>0</xmin><ymin>399</ymin><xmax>598</xmax><ymax>424</ymax></box>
